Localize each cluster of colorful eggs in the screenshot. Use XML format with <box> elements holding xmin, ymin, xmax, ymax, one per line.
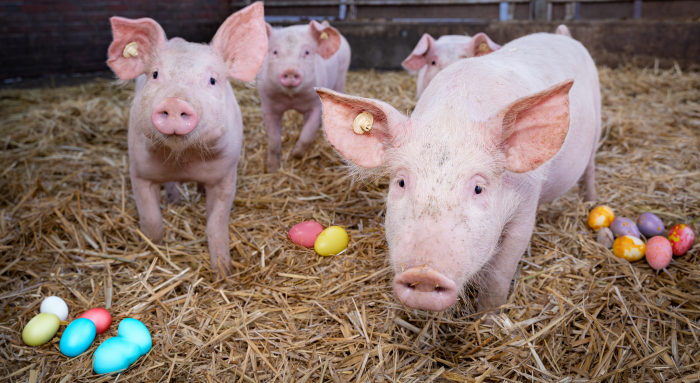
<box><xmin>21</xmin><ymin>296</ymin><xmax>151</xmax><ymax>374</ymax></box>
<box><xmin>288</xmin><ymin>221</ymin><xmax>349</xmax><ymax>256</ymax></box>
<box><xmin>588</xmin><ymin>206</ymin><xmax>696</xmax><ymax>270</ymax></box>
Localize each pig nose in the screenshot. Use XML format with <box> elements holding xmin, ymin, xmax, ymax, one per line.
<box><xmin>151</xmin><ymin>97</ymin><xmax>198</xmax><ymax>136</ymax></box>
<box><xmin>279</xmin><ymin>69</ymin><xmax>302</xmax><ymax>88</ymax></box>
<box><xmin>393</xmin><ymin>266</ymin><xmax>458</xmax><ymax>312</ymax></box>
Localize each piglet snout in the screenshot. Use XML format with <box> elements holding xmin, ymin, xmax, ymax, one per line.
<box><xmin>279</xmin><ymin>69</ymin><xmax>302</xmax><ymax>88</ymax></box>
<box><xmin>151</xmin><ymin>97</ymin><xmax>198</xmax><ymax>136</ymax></box>
<box><xmin>393</xmin><ymin>266</ymin><xmax>458</xmax><ymax>312</ymax></box>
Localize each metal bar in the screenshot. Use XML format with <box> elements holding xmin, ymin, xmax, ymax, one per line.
<box><xmin>633</xmin><ymin>0</ymin><xmax>642</xmax><ymax>18</ymax></box>
<box><xmin>233</xmin><ymin>0</ymin><xmax>530</xmax><ymax>6</ymax></box>
<box><xmin>499</xmin><ymin>2</ymin><xmax>509</xmax><ymax>20</ymax></box>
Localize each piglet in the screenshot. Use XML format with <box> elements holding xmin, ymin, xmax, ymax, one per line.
<box><xmin>258</xmin><ymin>21</ymin><xmax>351</xmax><ymax>172</ymax></box>
<box><xmin>317</xmin><ymin>31</ymin><xmax>600</xmax><ymax>319</ymax></box>
<box><xmin>402</xmin><ymin>33</ymin><xmax>501</xmax><ymax>98</ymax></box>
<box><xmin>107</xmin><ymin>2</ymin><xmax>267</xmax><ymax>276</ymax></box>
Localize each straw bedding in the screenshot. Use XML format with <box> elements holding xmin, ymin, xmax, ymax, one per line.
<box><xmin>0</xmin><ymin>66</ymin><xmax>699</xmax><ymax>382</ymax></box>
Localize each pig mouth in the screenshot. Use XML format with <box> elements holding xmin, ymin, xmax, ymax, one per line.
<box><xmin>393</xmin><ymin>266</ymin><xmax>458</xmax><ymax>312</ymax></box>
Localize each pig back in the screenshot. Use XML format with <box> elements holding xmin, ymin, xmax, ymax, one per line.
<box><xmin>416</xmin><ymin>32</ymin><xmax>601</xmax><ymax>203</ymax></box>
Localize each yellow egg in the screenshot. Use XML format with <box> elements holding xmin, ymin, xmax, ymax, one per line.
<box><xmin>588</xmin><ymin>205</ymin><xmax>615</xmax><ymax>230</ymax></box>
<box><xmin>22</xmin><ymin>313</ymin><xmax>61</xmax><ymax>346</ymax></box>
<box><xmin>612</xmin><ymin>235</ymin><xmax>646</xmax><ymax>262</ymax></box>
<box><xmin>314</xmin><ymin>226</ymin><xmax>349</xmax><ymax>256</ymax></box>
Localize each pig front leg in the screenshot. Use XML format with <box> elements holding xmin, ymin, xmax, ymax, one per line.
<box><xmin>291</xmin><ymin>106</ymin><xmax>322</xmax><ymax>159</ymax></box>
<box><xmin>578</xmin><ymin>154</ymin><xmax>597</xmax><ymax>202</ymax></box>
<box><xmin>204</xmin><ymin>174</ymin><xmax>237</xmax><ymax>277</ymax></box>
<box><xmin>476</xmin><ymin>209</ymin><xmax>537</xmax><ymax>323</ymax></box>
<box><xmin>263</xmin><ymin>106</ymin><xmax>284</xmax><ymax>173</ymax></box>
<box><xmin>132</xmin><ymin>176</ymin><xmax>164</xmax><ymax>244</ymax></box>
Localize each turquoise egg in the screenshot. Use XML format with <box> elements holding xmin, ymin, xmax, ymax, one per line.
<box><xmin>117</xmin><ymin>318</ymin><xmax>151</xmax><ymax>356</ymax></box>
<box><xmin>93</xmin><ymin>337</ymin><xmax>141</xmax><ymax>374</ymax></box>
<box><xmin>60</xmin><ymin>318</ymin><xmax>96</xmax><ymax>357</ymax></box>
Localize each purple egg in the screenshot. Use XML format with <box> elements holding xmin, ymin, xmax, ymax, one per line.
<box><xmin>636</xmin><ymin>212</ymin><xmax>665</xmax><ymax>238</ymax></box>
<box><xmin>609</xmin><ymin>217</ymin><xmax>640</xmax><ymax>238</ymax></box>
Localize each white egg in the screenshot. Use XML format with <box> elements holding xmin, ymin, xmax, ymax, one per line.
<box><xmin>40</xmin><ymin>296</ymin><xmax>69</xmax><ymax>321</ymax></box>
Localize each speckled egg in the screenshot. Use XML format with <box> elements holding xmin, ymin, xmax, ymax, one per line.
<box><xmin>645</xmin><ymin>236</ymin><xmax>673</xmax><ymax>270</ymax></box>
<box><xmin>612</xmin><ymin>235</ymin><xmax>646</xmax><ymax>262</ymax></box>
<box><xmin>588</xmin><ymin>205</ymin><xmax>615</xmax><ymax>230</ymax></box>
<box><xmin>636</xmin><ymin>212</ymin><xmax>665</xmax><ymax>238</ymax></box>
<box><xmin>610</xmin><ymin>217</ymin><xmax>640</xmax><ymax>238</ymax></box>
<box><xmin>596</xmin><ymin>227</ymin><xmax>614</xmax><ymax>249</ymax></box>
<box><xmin>288</xmin><ymin>221</ymin><xmax>324</xmax><ymax>248</ymax></box>
<box><xmin>668</xmin><ymin>224</ymin><xmax>695</xmax><ymax>256</ymax></box>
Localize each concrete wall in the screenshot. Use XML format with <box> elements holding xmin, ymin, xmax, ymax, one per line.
<box><xmin>329</xmin><ymin>20</ymin><xmax>700</xmax><ymax>71</ymax></box>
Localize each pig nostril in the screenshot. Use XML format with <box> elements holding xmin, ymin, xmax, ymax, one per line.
<box><xmin>435</xmin><ymin>286</ymin><xmax>445</xmax><ymax>293</ymax></box>
<box><xmin>181</xmin><ymin>113</ymin><xmax>187</xmax><ymax>117</ymax></box>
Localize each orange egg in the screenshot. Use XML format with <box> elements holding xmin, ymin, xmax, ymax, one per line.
<box><xmin>588</xmin><ymin>205</ymin><xmax>615</xmax><ymax>230</ymax></box>
<box><xmin>612</xmin><ymin>235</ymin><xmax>646</xmax><ymax>262</ymax></box>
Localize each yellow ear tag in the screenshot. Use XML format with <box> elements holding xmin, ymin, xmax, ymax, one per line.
<box><xmin>123</xmin><ymin>42</ymin><xmax>139</xmax><ymax>58</ymax></box>
<box><xmin>320</xmin><ymin>31</ymin><xmax>329</xmax><ymax>40</ymax></box>
<box><xmin>352</xmin><ymin>112</ymin><xmax>373</xmax><ymax>135</ymax></box>
<box><xmin>478</xmin><ymin>42</ymin><xmax>489</xmax><ymax>52</ymax></box>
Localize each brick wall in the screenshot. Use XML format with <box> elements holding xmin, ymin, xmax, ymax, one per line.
<box><xmin>0</xmin><ymin>0</ymin><xmax>235</xmax><ymax>79</ymax></box>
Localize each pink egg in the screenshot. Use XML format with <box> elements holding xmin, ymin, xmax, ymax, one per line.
<box><xmin>645</xmin><ymin>236</ymin><xmax>673</xmax><ymax>270</ymax></box>
<box><xmin>668</xmin><ymin>224</ymin><xmax>695</xmax><ymax>256</ymax></box>
<box><xmin>77</xmin><ymin>308</ymin><xmax>112</xmax><ymax>335</ymax></box>
<box><xmin>288</xmin><ymin>221</ymin><xmax>324</xmax><ymax>248</ymax></box>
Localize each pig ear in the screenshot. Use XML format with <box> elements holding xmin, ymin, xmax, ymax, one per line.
<box><xmin>316</xmin><ymin>88</ymin><xmax>408</xmax><ymax>168</ymax></box>
<box><xmin>401</xmin><ymin>34</ymin><xmax>434</xmax><ymax>71</ymax></box>
<box><xmin>107</xmin><ymin>17</ymin><xmax>166</xmax><ymax>80</ymax></box>
<box><xmin>466</xmin><ymin>33</ymin><xmax>500</xmax><ymax>57</ymax></box>
<box><xmin>265</xmin><ymin>22</ymin><xmax>274</xmax><ymax>38</ymax></box>
<box><xmin>555</xmin><ymin>24</ymin><xmax>571</xmax><ymax>37</ymax></box>
<box><xmin>309</xmin><ymin>20</ymin><xmax>341</xmax><ymax>60</ymax></box>
<box><xmin>212</xmin><ymin>2</ymin><xmax>268</xmax><ymax>82</ymax></box>
<box><xmin>491</xmin><ymin>79</ymin><xmax>574</xmax><ymax>173</ymax></box>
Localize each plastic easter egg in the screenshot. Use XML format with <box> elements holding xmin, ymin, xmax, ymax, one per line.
<box><xmin>40</xmin><ymin>296</ymin><xmax>69</xmax><ymax>321</ymax></box>
<box><xmin>645</xmin><ymin>236</ymin><xmax>673</xmax><ymax>270</ymax></box>
<box><xmin>93</xmin><ymin>337</ymin><xmax>142</xmax><ymax>374</ymax></box>
<box><xmin>22</xmin><ymin>313</ymin><xmax>60</xmax><ymax>346</ymax></box>
<box><xmin>636</xmin><ymin>212</ymin><xmax>665</xmax><ymax>238</ymax></box>
<box><xmin>610</xmin><ymin>217</ymin><xmax>640</xmax><ymax>238</ymax></box>
<box><xmin>288</xmin><ymin>221</ymin><xmax>324</xmax><ymax>248</ymax></box>
<box><xmin>77</xmin><ymin>308</ymin><xmax>112</xmax><ymax>334</ymax></box>
<box><xmin>668</xmin><ymin>224</ymin><xmax>695</xmax><ymax>256</ymax></box>
<box><xmin>596</xmin><ymin>227</ymin><xmax>614</xmax><ymax>249</ymax></box>
<box><xmin>117</xmin><ymin>318</ymin><xmax>152</xmax><ymax>356</ymax></box>
<box><xmin>588</xmin><ymin>205</ymin><xmax>615</xmax><ymax>230</ymax></box>
<box><xmin>314</xmin><ymin>226</ymin><xmax>349</xmax><ymax>256</ymax></box>
<box><xmin>60</xmin><ymin>318</ymin><xmax>96</xmax><ymax>357</ymax></box>
<box><xmin>612</xmin><ymin>235</ymin><xmax>646</xmax><ymax>262</ymax></box>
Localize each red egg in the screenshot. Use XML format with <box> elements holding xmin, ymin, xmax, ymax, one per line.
<box><xmin>645</xmin><ymin>236</ymin><xmax>673</xmax><ymax>270</ymax></box>
<box><xmin>668</xmin><ymin>224</ymin><xmax>695</xmax><ymax>256</ymax></box>
<box><xmin>288</xmin><ymin>221</ymin><xmax>324</xmax><ymax>248</ymax></box>
<box><xmin>77</xmin><ymin>308</ymin><xmax>112</xmax><ymax>334</ymax></box>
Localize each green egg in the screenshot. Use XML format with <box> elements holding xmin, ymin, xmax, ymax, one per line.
<box><xmin>22</xmin><ymin>313</ymin><xmax>61</xmax><ymax>346</ymax></box>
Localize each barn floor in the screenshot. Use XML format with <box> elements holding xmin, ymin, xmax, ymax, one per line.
<box><xmin>1</xmin><ymin>67</ymin><xmax>699</xmax><ymax>382</ymax></box>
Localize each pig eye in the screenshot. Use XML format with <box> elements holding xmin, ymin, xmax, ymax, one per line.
<box><xmin>398</xmin><ymin>179</ymin><xmax>405</xmax><ymax>188</ymax></box>
<box><xmin>475</xmin><ymin>185</ymin><xmax>483</xmax><ymax>194</ymax></box>
<box><xmin>210</xmin><ymin>78</ymin><xmax>216</xmax><ymax>85</ymax></box>
<box><xmin>273</xmin><ymin>50</ymin><xmax>278</xmax><ymax>55</ymax></box>
<box><xmin>431</xmin><ymin>61</ymin><xmax>436</xmax><ymax>66</ymax></box>
<box><xmin>153</xmin><ymin>71</ymin><xmax>158</xmax><ymax>79</ymax></box>
<box><xmin>305</xmin><ymin>50</ymin><xmax>310</xmax><ymax>55</ymax></box>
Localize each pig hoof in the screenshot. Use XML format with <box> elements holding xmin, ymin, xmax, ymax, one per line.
<box><xmin>265</xmin><ymin>161</ymin><xmax>280</xmax><ymax>173</ymax></box>
<box><xmin>164</xmin><ymin>182</ymin><xmax>182</xmax><ymax>205</ymax></box>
